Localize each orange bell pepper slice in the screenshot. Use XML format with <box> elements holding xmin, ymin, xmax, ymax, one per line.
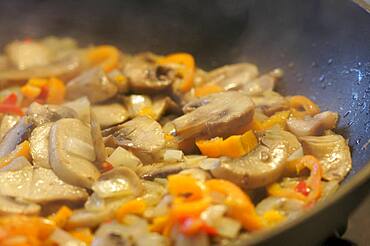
<box><xmin>196</xmin><ymin>130</ymin><xmax>257</xmax><ymax>158</ymax></box>
<box><xmin>48</xmin><ymin>206</ymin><xmax>73</xmax><ymax>228</ymax></box>
<box><xmin>289</xmin><ymin>95</ymin><xmax>320</xmax><ymax>118</ymax></box>
<box><xmin>115</xmin><ymin>199</ymin><xmax>147</xmax><ymax>222</ymax></box>
<box><xmin>170</xmin><ymin>197</ymin><xmax>211</xmax><ymax>220</ymax></box>
<box><xmin>205</xmin><ymin>179</ymin><xmax>264</xmax><ymax>231</ymax></box>
<box><xmin>158</xmin><ymin>53</ymin><xmax>195</xmax><ymax>92</ymax></box>
<box><xmin>267</xmin><ymin>155</ymin><xmax>323</xmax><ymax>204</ymax></box>
<box><xmin>46</xmin><ymin>77</ymin><xmax>66</xmax><ymax>104</ymax></box>
<box><xmin>168</xmin><ymin>174</ymin><xmax>204</xmax><ymax>201</ymax></box>
<box><xmin>0</xmin><ymin>216</ymin><xmax>55</xmax><ymax>245</ymax></box>
<box><xmin>87</xmin><ymin>45</ymin><xmax>120</xmax><ymax>72</ymax></box>
<box><xmin>194</xmin><ymin>84</ymin><xmax>223</xmax><ymax>97</ymax></box>
<box><xmin>69</xmin><ymin>228</ymin><xmax>93</xmax><ymax>244</ymax></box>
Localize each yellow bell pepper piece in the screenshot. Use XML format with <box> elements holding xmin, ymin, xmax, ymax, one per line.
<box><xmin>158</xmin><ymin>53</ymin><xmax>195</xmax><ymax>92</ymax></box>
<box><xmin>21</xmin><ymin>84</ymin><xmax>42</xmax><ymax>101</ymax></box>
<box><xmin>252</xmin><ymin>110</ymin><xmax>291</xmax><ymax>131</ymax></box>
<box><xmin>69</xmin><ymin>228</ymin><xmax>93</xmax><ymax>244</ymax></box>
<box><xmin>289</xmin><ymin>95</ymin><xmax>320</xmax><ymax>118</ymax></box>
<box><xmin>194</xmin><ymin>84</ymin><xmax>223</xmax><ymax>97</ymax></box>
<box><xmin>0</xmin><ymin>140</ymin><xmax>31</xmax><ymax>169</ymax></box>
<box><xmin>47</xmin><ymin>77</ymin><xmax>66</xmax><ymax>104</ymax></box>
<box><xmin>196</xmin><ymin>130</ymin><xmax>257</xmax><ymax>158</ymax></box>
<box><xmin>48</xmin><ymin>206</ymin><xmax>73</xmax><ymax>228</ymax></box>
<box><xmin>263</xmin><ymin>209</ymin><xmax>285</xmax><ymax>226</ymax></box>
<box><xmin>115</xmin><ymin>199</ymin><xmax>147</xmax><ymax>222</ymax></box>
<box><xmin>87</xmin><ymin>45</ymin><xmax>120</xmax><ymax>72</ymax></box>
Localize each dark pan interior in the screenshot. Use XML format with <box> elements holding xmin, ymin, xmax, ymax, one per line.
<box><xmin>0</xmin><ymin>0</ymin><xmax>369</xmax><ymax>244</ymax></box>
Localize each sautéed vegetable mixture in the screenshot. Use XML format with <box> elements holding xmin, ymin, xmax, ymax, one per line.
<box><xmin>0</xmin><ymin>37</ymin><xmax>351</xmax><ymax>245</ymax></box>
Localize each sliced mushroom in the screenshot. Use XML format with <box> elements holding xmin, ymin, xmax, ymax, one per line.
<box><xmin>251</xmin><ymin>91</ymin><xmax>289</xmax><ymax>116</ymax></box>
<box><xmin>0</xmin><ymin>167</ymin><xmax>88</xmax><ymax>203</ymax></box>
<box><xmin>112</xmin><ymin>116</ymin><xmax>165</xmax><ymax>164</ymax></box>
<box><xmin>5</xmin><ymin>40</ymin><xmax>52</xmax><ymax>70</ymax></box>
<box><xmin>287</xmin><ymin>111</ymin><xmax>338</xmax><ymax>137</ymax></box>
<box><xmin>27</xmin><ymin>102</ymin><xmax>77</xmax><ymax>126</ymax></box>
<box><xmin>171</xmin><ymin>91</ymin><xmax>255</xmax><ymax>153</ymax></box>
<box><xmin>63</xmin><ymin>96</ymin><xmax>91</xmax><ymax>124</ymax></box>
<box><xmin>205</xmin><ymin>63</ymin><xmax>259</xmax><ymax>90</ymax></box>
<box><xmin>152</xmin><ymin>96</ymin><xmax>181</xmax><ymax>120</ymax></box>
<box><xmin>300</xmin><ymin>135</ymin><xmax>351</xmax><ymax>181</ymax></box>
<box><xmin>91</xmin><ymin>111</ymin><xmax>107</xmax><ymax>165</ymax></box>
<box><xmin>67</xmin><ymin>67</ymin><xmax>118</xmax><ymax>103</ymax></box>
<box><xmin>211</xmin><ymin>143</ymin><xmax>288</xmax><ymax>189</ymax></box>
<box><xmin>92</xmin><ymin>103</ymin><xmax>129</xmax><ymax>128</ymax></box>
<box><xmin>0</xmin><ymin>53</ymin><xmax>82</xmax><ymax>83</ymax></box>
<box><xmin>30</xmin><ymin>123</ymin><xmax>53</xmax><ymax>168</ymax></box>
<box><xmin>261</xmin><ymin>128</ymin><xmax>302</xmax><ymax>157</ymax></box>
<box><xmin>256</xmin><ymin>196</ymin><xmax>304</xmax><ymax>221</ymax></box>
<box><xmin>124</xmin><ymin>94</ymin><xmax>153</xmax><ymax>117</ymax></box>
<box><xmin>0</xmin><ymin>195</ymin><xmax>41</xmax><ymax>215</ymax></box>
<box><xmin>92</xmin><ymin>222</ymin><xmax>134</xmax><ymax>246</ymax></box>
<box><xmin>92</xmin><ymin>167</ymin><xmax>143</xmax><ymax>198</ymax></box>
<box><xmin>0</xmin><ymin>114</ymin><xmax>20</xmax><ymax>140</ymax></box>
<box><xmin>239</xmin><ymin>69</ymin><xmax>283</xmax><ymax>96</ymax></box>
<box><xmin>49</xmin><ymin>118</ymin><xmax>100</xmax><ymax>188</ymax></box>
<box><xmin>0</xmin><ymin>117</ymin><xmax>33</xmax><ymax>158</ymax></box>
<box><xmin>122</xmin><ymin>54</ymin><xmax>176</xmax><ymax>94</ymax></box>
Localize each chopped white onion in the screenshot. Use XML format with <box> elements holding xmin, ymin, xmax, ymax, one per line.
<box><xmin>84</xmin><ymin>192</ymin><xmax>106</xmax><ymax>211</ymax></box>
<box><xmin>213</xmin><ymin>217</ymin><xmax>241</xmax><ymax>238</ymax></box>
<box><xmin>200</xmin><ymin>158</ymin><xmax>220</xmax><ymax>170</ymax></box>
<box><xmin>49</xmin><ymin>228</ymin><xmax>86</xmax><ymax>246</ymax></box>
<box><xmin>106</xmin><ymin>146</ymin><xmax>141</xmax><ymax>170</ymax></box>
<box><xmin>64</xmin><ymin>97</ymin><xmax>91</xmax><ymax>124</ymax></box>
<box><xmin>163</xmin><ymin>149</ymin><xmax>184</xmax><ymax>162</ymax></box>
<box><xmin>287</xmin><ymin>147</ymin><xmax>304</xmax><ymax>161</ymax></box>
<box><xmin>65</xmin><ymin>137</ymin><xmax>96</xmax><ymax>161</ymax></box>
<box><xmin>200</xmin><ymin>205</ymin><xmax>227</xmax><ymax>226</ymax></box>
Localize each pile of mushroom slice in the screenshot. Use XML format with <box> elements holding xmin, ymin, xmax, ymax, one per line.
<box><xmin>0</xmin><ymin>37</ymin><xmax>354</xmax><ymax>245</ymax></box>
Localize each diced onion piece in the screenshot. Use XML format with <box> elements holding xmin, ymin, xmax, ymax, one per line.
<box><xmin>65</xmin><ymin>137</ymin><xmax>96</xmax><ymax>162</ymax></box>
<box><xmin>200</xmin><ymin>205</ymin><xmax>227</xmax><ymax>226</ymax></box>
<box><xmin>287</xmin><ymin>147</ymin><xmax>304</xmax><ymax>161</ymax></box>
<box><xmin>48</xmin><ymin>228</ymin><xmax>86</xmax><ymax>246</ymax></box>
<box><xmin>84</xmin><ymin>192</ymin><xmax>106</xmax><ymax>212</ymax></box>
<box><xmin>106</xmin><ymin>147</ymin><xmax>141</xmax><ymax>170</ymax></box>
<box><xmin>214</xmin><ymin>217</ymin><xmax>242</xmax><ymax>238</ymax></box>
<box><xmin>163</xmin><ymin>149</ymin><xmax>184</xmax><ymax>162</ymax></box>
<box><xmin>92</xmin><ymin>178</ymin><xmax>132</xmax><ymax>198</ymax></box>
<box><xmin>64</xmin><ymin>97</ymin><xmax>91</xmax><ymax>124</ymax></box>
<box><xmin>200</xmin><ymin>158</ymin><xmax>220</xmax><ymax>170</ymax></box>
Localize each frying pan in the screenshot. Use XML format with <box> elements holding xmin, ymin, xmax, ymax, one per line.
<box><xmin>0</xmin><ymin>0</ymin><xmax>369</xmax><ymax>245</ymax></box>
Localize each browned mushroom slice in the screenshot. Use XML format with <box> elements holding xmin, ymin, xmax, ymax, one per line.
<box><xmin>300</xmin><ymin>135</ymin><xmax>351</xmax><ymax>181</ymax></box>
<box><xmin>211</xmin><ymin>143</ymin><xmax>288</xmax><ymax>189</ymax></box>
<box><xmin>67</xmin><ymin>67</ymin><xmax>118</xmax><ymax>103</ymax></box>
<box><xmin>27</xmin><ymin>102</ymin><xmax>77</xmax><ymax>126</ymax></box>
<box><xmin>152</xmin><ymin>96</ymin><xmax>181</xmax><ymax>120</ymax></box>
<box><xmin>49</xmin><ymin>118</ymin><xmax>100</xmax><ymax>188</ymax></box>
<box><xmin>30</xmin><ymin>122</ymin><xmax>53</xmax><ymax>168</ymax></box>
<box><xmin>239</xmin><ymin>69</ymin><xmax>283</xmax><ymax>96</ymax></box>
<box><xmin>0</xmin><ymin>53</ymin><xmax>82</xmax><ymax>83</ymax></box>
<box><xmin>90</xmin><ymin>111</ymin><xmax>107</xmax><ymax>165</ymax></box>
<box><xmin>0</xmin><ymin>195</ymin><xmax>41</xmax><ymax>215</ymax></box>
<box><xmin>251</xmin><ymin>91</ymin><xmax>289</xmax><ymax>116</ymax></box>
<box><xmin>171</xmin><ymin>91</ymin><xmax>255</xmax><ymax>152</ymax></box>
<box><xmin>0</xmin><ymin>167</ymin><xmax>88</xmax><ymax>203</ymax></box>
<box><xmin>287</xmin><ymin>111</ymin><xmax>338</xmax><ymax>137</ymax></box>
<box><xmin>122</xmin><ymin>55</ymin><xmax>176</xmax><ymax>94</ymax></box>
<box><xmin>92</xmin><ymin>103</ymin><xmax>129</xmax><ymax>128</ymax></box>
<box><xmin>209</xmin><ymin>129</ymin><xmax>295</xmax><ymax>189</ymax></box>
<box><xmin>112</xmin><ymin>116</ymin><xmax>165</xmax><ymax>164</ymax></box>
<box><xmin>205</xmin><ymin>63</ymin><xmax>259</xmax><ymax>90</ymax></box>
